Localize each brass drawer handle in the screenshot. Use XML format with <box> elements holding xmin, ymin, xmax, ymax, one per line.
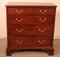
<box><xmin>38</xmin><ymin>40</ymin><xmax>45</xmax><ymax>44</ymax></box>
<box><xmin>39</xmin><ymin>9</ymin><xmax>47</xmax><ymax>14</ymax></box>
<box><xmin>16</xmin><ymin>18</ymin><xmax>23</xmax><ymax>22</ymax></box>
<box><xmin>38</xmin><ymin>29</ymin><xmax>46</xmax><ymax>32</ymax></box>
<box><xmin>39</xmin><ymin>10</ymin><xmax>42</xmax><ymax>12</ymax></box>
<box><xmin>16</xmin><ymin>40</ymin><xmax>23</xmax><ymax>44</ymax></box>
<box><xmin>39</xmin><ymin>18</ymin><xmax>46</xmax><ymax>22</ymax></box>
<box><xmin>16</xmin><ymin>9</ymin><xmax>23</xmax><ymax>13</ymax></box>
<box><xmin>16</xmin><ymin>29</ymin><xmax>23</xmax><ymax>32</ymax></box>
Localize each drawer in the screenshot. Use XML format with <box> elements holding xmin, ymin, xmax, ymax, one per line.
<box><xmin>8</xmin><ymin>26</ymin><xmax>53</xmax><ymax>37</ymax></box>
<box><xmin>7</xmin><ymin>8</ymin><xmax>32</xmax><ymax>15</ymax></box>
<box><xmin>33</xmin><ymin>16</ymin><xmax>54</xmax><ymax>25</ymax></box>
<box><xmin>7</xmin><ymin>16</ymin><xmax>33</xmax><ymax>25</ymax></box>
<box><xmin>7</xmin><ymin>7</ymin><xmax>55</xmax><ymax>15</ymax></box>
<box><xmin>8</xmin><ymin>37</ymin><xmax>52</xmax><ymax>48</ymax></box>
<box><xmin>7</xmin><ymin>16</ymin><xmax>54</xmax><ymax>25</ymax></box>
<box><xmin>8</xmin><ymin>37</ymin><xmax>33</xmax><ymax>48</ymax></box>
<box><xmin>32</xmin><ymin>7</ymin><xmax>55</xmax><ymax>15</ymax></box>
<box><xmin>32</xmin><ymin>37</ymin><xmax>52</xmax><ymax>48</ymax></box>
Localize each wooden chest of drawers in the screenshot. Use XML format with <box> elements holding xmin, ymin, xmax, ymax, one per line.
<box><xmin>6</xmin><ymin>2</ymin><xmax>57</xmax><ymax>56</ymax></box>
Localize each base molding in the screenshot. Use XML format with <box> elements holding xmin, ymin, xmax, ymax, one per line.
<box><xmin>6</xmin><ymin>47</ymin><xmax>54</xmax><ymax>56</ymax></box>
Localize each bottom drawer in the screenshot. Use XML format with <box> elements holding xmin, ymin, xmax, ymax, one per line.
<box><xmin>32</xmin><ymin>37</ymin><xmax>52</xmax><ymax>48</ymax></box>
<box><xmin>8</xmin><ymin>37</ymin><xmax>52</xmax><ymax>49</ymax></box>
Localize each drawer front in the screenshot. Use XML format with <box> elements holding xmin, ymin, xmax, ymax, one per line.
<box><xmin>7</xmin><ymin>8</ymin><xmax>32</xmax><ymax>15</ymax></box>
<box><xmin>32</xmin><ymin>7</ymin><xmax>55</xmax><ymax>15</ymax></box>
<box><xmin>7</xmin><ymin>7</ymin><xmax>55</xmax><ymax>15</ymax></box>
<box><xmin>8</xmin><ymin>16</ymin><xmax>54</xmax><ymax>25</ymax></box>
<box><xmin>8</xmin><ymin>26</ymin><xmax>53</xmax><ymax>36</ymax></box>
<box><xmin>8</xmin><ymin>37</ymin><xmax>52</xmax><ymax>48</ymax></box>
<box><xmin>32</xmin><ymin>37</ymin><xmax>52</xmax><ymax>47</ymax></box>
<box><xmin>7</xmin><ymin>16</ymin><xmax>33</xmax><ymax>25</ymax></box>
<box><xmin>33</xmin><ymin>16</ymin><xmax>54</xmax><ymax>25</ymax></box>
<box><xmin>8</xmin><ymin>37</ymin><xmax>33</xmax><ymax>48</ymax></box>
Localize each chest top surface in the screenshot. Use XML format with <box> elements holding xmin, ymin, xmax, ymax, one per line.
<box><xmin>6</xmin><ymin>2</ymin><xmax>57</xmax><ymax>7</ymax></box>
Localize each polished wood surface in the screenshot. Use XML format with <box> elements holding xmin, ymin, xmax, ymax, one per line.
<box><xmin>6</xmin><ymin>2</ymin><xmax>57</xmax><ymax>56</ymax></box>
<box><xmin>8</xmin><ymin>37</ymin><xmax>52</xmax><ymax>48</ymax></box>
<box><xmin>7</xmin><ymin>7</ymin><xmax>55</xmax><ymax>15</ymax></box>
<box><xmin>7</xmin><ymin>16</ymin><xmax>54</xmax><ymax>25</ymax></box>
<box><xmin>8</xmin><ymin>26</ymin><xmax>53</xmax><ymax>37</ymax></box>
<box><xmin>6</xmin><ymin>2</ymin><xmax>56</xmax><ymax>6</ymax></box>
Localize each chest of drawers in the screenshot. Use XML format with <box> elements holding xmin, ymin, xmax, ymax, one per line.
<box><xmin>6</xmin><ymin>2</ymin><xmax>57</xmax><ymax>56</ymax></box>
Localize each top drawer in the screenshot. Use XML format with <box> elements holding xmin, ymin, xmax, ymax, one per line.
<box><xmin>32</xmin><ymin>7</ymin><xmax>55</xmax><ymax>15</ymax></box>
<box><xmin>7</xmin><ymin>7</ymin><xmax>55</xmax><ymax>15</ymax></box>
<box><xmin>7</xmin><ymin>8</ymin><xmax>32</xmax><ymax>15</ymax></box>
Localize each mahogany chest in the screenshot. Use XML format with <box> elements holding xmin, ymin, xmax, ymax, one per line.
<box><xmin>6</xmin><ymin>2</ymin><xmax>57</xmax><ymax>56</ymax></box>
